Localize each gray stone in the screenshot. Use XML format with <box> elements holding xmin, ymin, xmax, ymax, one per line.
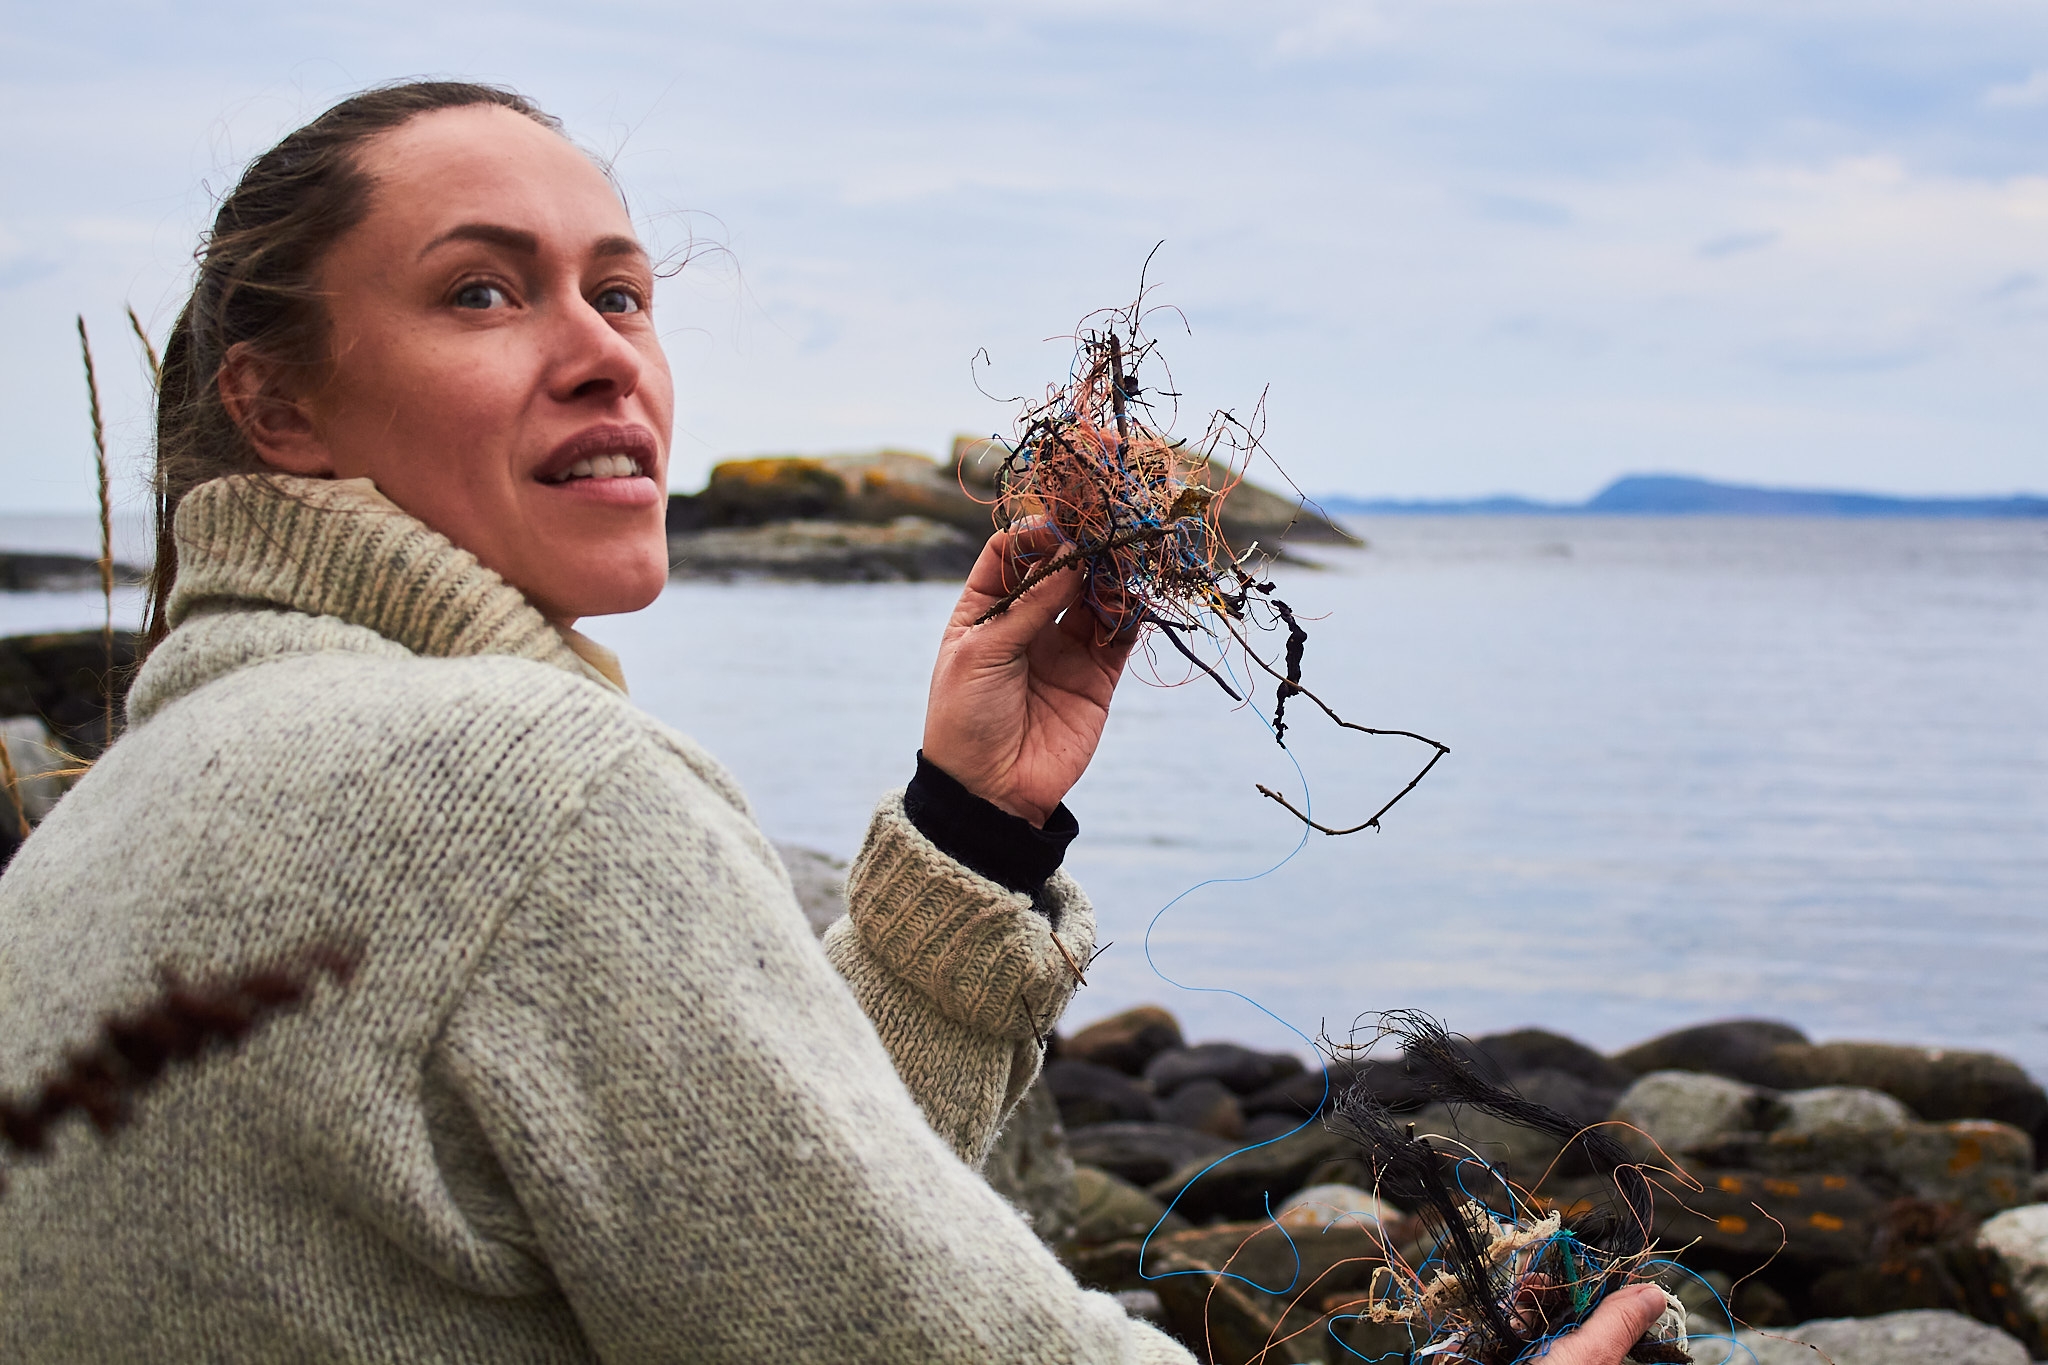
<box><xmin>1149</xmin><ymin>1120</ymin><xmax>1367</xmax><ymax>1223</ymax></box>
<box><xmin>1062</xmin><ymin>1005</ymin><xmax>1184</xmax><ymax>1076</ymax></box>
<box><xmin>1610</xmin><ymin>1070</ymin><xmax>1778</xmax><ymax>1157</ymax></box>
<box><xmin>1066</xmin><ymin>1164</ymin><xmax>1187</xmax><ymax>1246</ymax></box>
<box><xmin>1044</xmin><ymin>1059</ymin><xmax>1161</xmax><ymax>1128</ymax></box>
<box><xmin>1405</xmin><ymin>1100</ymin><xmax>1573</xmax><ymax>1189</ymax></box>
<box><xmin>982</xmin><ymin>1081</ymin><xmax>1079</xmax><ymax>1245</ymax></box>
<box><xmin>771</xmin><ymin>843</ymin><xmax>846</xmax><ymax>937</ymax></box>
<box><xmin>1777</xmin><ymin>1085</ymin><xmax>1914</xmax><ymax>1137</ymax></box>
<box><xmin>1066</xmin><ymin>1122</ymin><xmax>1231</xmax><ymax>1188</ymax></box>
<box><xmin>1510</xmin><ymin>1067</ymin><xmax>1621</xmax><ymax>1130</ymax></box>
<box><xmin>1273</xmin><ymin>1182</ymin><xmax>1401</xmax><ymax>1233</ymax></box>
<box><xmin>1158</xmin><ymin>1076</ymin><xmax>1244</xmax><ymax>1140</ymax></box>
<box><xmin>1471</xmin><ymin>1027</ymin><xmax>1634</xmax><ymax>1091</ymax></box>
<box><xmin>1144</xmin><ymin>1042</ymin><xmax>1303</xmax><ymax>1098</ymax></box>
<box><xmin>1615</xmin><ymin>1018</ymin><xmax>1811</xmax><ymax>1082</ymax></box>
<box><xmin>1980</xmin><ymin>1204</ymin><xmax>2048</xmax><ymax>1334</ymax></box>
<box><xmin>1711</xmin><ymin>1310</ymin><xmax>2029</xmax><ymax>1365</ymax></box>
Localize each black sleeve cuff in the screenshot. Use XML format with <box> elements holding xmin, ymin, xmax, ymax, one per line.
<box><xmin>902</xmin><ymin>750</ymin><xmax>1078</xmax><ymax>899</ymax></box>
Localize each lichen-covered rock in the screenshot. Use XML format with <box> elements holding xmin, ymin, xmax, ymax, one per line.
<box><xmin>1777</xmin><ymin>1086</ymin><xmax>1914</xmax><ymax>1137</ymax></box>
<box><xmin>1980</xmin><ymin>1204</ymin><xmax>2048</xmax><ymax>1340</ymax></box>
<box><xmin>1714</xmin><ymin>1309</ymin><xmax>2030</xmax><ymax>1365</ymax></box>
<box><xmin>1274</xmin><ymin>1182</ymin><xmax>1402</xmax><ymax>1233</ymax></box>
<box><xmin>1696</xmin><ymin>1117</ymin><xmax>2033</xmax><ymax>1218</ymax></box>
<box><xmin>982</xmin><ymin>1081</ymin><xmax>1078</xmax><ymax>1245</ymax></box>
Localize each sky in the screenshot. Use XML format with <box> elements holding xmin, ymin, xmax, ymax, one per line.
<box><xmin>4</xmin><ymin>0</ymin><xmax>2048</xmax><ymax>514</ymax></box>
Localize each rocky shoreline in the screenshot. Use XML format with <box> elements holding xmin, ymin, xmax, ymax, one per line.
<box><xmin>975</xmin><ymin>1001</ymin><xmax>2048</xmax><ymax>1364</ymax></box>
<box><xmin>754</xmin><ymin>856</ymin><xmax>2048</xmax><ymax>1362</ymax></box>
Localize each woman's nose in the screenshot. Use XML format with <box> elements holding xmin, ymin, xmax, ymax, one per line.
<box><xmin>548</xmin><ymin>293</ymin><xmax>643</xmax><ymax>404</ymax></box>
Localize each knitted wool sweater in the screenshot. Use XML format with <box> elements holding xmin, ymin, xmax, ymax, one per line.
<box><xmin>0</xmin><ymin>475</ymin><xmax>1192</xmax><ymax>1363</ymax></box>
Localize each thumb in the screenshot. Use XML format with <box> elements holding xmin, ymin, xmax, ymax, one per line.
<box><xmin>1543</xmin><ymin>1284</ymin><xmax>1671</xmax><ymax>1364</ymax></box>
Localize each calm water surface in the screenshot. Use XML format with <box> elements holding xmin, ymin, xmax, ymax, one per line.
<box><xmin>7</xmin><ymin>517</ymin><xmax>2045</xmax><ymax>1074</ymax></box>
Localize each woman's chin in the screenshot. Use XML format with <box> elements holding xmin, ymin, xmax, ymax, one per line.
<box><xmin>519</xmin><ymin>547</ymin><xmax>670</xmax><ymax>624</ymax></box>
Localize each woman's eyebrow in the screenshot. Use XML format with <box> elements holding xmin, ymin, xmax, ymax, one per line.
<box><xmin>418</xmin><ymin>222</ymin><xmax>539</xmax><ymax>260</ymax></box>
<box><xmin>415</xmin><ymin>225</ymin><xmax>648</xmax><ymax>264</ymax></box>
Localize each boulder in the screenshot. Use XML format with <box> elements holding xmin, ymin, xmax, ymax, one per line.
<box><xmin>1064</xmin><ymin>1005</ymin><xmax>1185</xmax><ymax>1076</ymax></box>
<box><xmin>1662</xmin><ymin>1167</ymin><xmax>1886</xmax><ymax>1269</ymax></box>
<box><xmin>1614</xmin><ymin>1019</ymin><xmax>1811</xmax><ymax>1083</ymax></box>
<box><xmin>1067</xmin><ymin>1122</ymin><xmax>1231</xmax><ymax>1189</ymax></box>
<box><xmin>1771</xmin><ymin>1042</ymin><xmax>2048</xmax><ymax>1138</ymax></box>
<box><xmin>1145</xmin><ymin>1043</ymin><xmax>1304</xmax><ymax>1098</ymax></box>
<box><xmin>1243</xmin><ymin>1111</ymin><xmax>1307</xmax><ymax>1143</ymax></box>
<box><xmin>1883</xmin><ymin>1121</ymin><xmax>2034</xmax><ymax>1217</ymax></box>
<box><xmin>1159</xmin><ymin>1077</ymin><xmax>1244</xmax><ymax>1141</ymax></box>
<box><xmin>1130</xmin><ymin>1219</ymin><xmax>1394</xmax><ymax>1361</ymax></box>
<box><xmin>771</xmin><ymin>843</ymin><xmax>846</xmax><ymax>937</ymax></box>
<box><xmin>1510</xmin><ymin>1067</ymin><xmax>1622</xmax><ymax>1131</ymax></box>
<box><xmin>1403</xmin><ymin>1100</ymin><xmax>1580</xmax><ymax>1195</ymax></box>
<box><xmin>1150</xmin><ymin>1121</ymin><xmax>1367</xmax><ymax>1223</ymax></box>
<box><xmin>1044</xmin><ymin>1059</ymin><xmax>1161</xmax><ymax>1128</ymax></box>
<box><xmin>1244</xmin><ymin>1056</ymin><xmax>1437</xmax><ymax>1120</ymax></box>
<box><xmin>1980</xmin><ymin>1204</ymin><xmax>2048</xmax><ymax>1343</ymax></box>
<box><xmin>0</xmin><ymin>550</ymin><xmax>143</xmax><ymax>593</ymax></box>
<box><xmin>1617</xmin><ymin>1023</ymin><xmax>2048</xmax><ymax>1142</ymax></box>
<box><xmin>1610</xmin><ymin>1070</ymin><xmax>1782</xmax><ymax>1159</ymax></box>
<box><xmin>1273</xmin><ymin>1183</ymin><xmax>1403</xmax><ymax>1234</ymax></box>
<box><xmin>1693</xmin><ymin>1118</ymin><xmax>2033</xmax><ymax>1219</ymax></box>
<box><xmin>982</xmin><ymin>1081</ymin><xmax>1079</xmax><ymax>1245</ymax></box>
<box><xmin>1065</xmin><ymin>1164</ymin><xmax>1188</xmax><ymax>1249</ymax></box>
<box><xmin>1808</xmin><ymin>1242</ymin><xmax>2041</xmax><ymax>1349</ymax></box>
<box><xmin>1776</xmin><ymin>1086</ymin><xmax>1914</xmax><ymax>1137</ymax></box>
<box><xmin>1724</xmin><ymin>1310</ymin><xmax>2029</xmax><ymax>1365</ymax></box>
<box><xmin>1471</xmin><ymin>1028</ymin><xmax>1634</xmax><ymax>1091</ymax></box>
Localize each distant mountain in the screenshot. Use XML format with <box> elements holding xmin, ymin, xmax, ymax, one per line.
<box><xmin>1323</xmin><ymin>474</ymin><xmax>2048</xmax><ymax>518</ymax></box>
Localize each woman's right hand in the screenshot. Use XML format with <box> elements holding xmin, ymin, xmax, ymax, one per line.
<box><xmin>1537</xmin><ymin>1284</ymin><xmax>1671</xmax><ymax>1364</ymax></box>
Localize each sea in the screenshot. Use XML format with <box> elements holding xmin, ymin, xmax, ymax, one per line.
<box><xmin>5</xmin><ymin>514</ymin><xmax>2045</xmax><ymax>1077</ymax></box>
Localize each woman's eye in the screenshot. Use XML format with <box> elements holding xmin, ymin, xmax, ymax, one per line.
<box><xmin>593</xmin><ymin>287</ymin><xmax>642</xmax><ymax>316</ymax></box>
<box><xmin>453</xmin><ymin>282</ymin><xmax>508</xmax><ymax>310</ymax></box>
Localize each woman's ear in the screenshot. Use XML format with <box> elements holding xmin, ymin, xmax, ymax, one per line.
<box><xmin>218</xmin><ymin>343</ymin><xmax>334</xmax><ymax>476</ymax></box>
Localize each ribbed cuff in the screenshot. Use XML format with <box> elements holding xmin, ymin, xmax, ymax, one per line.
<box><xmin>847</xmin><ymin>793</ymin><xmax>1096</xmax><ymax>1041</ymax></box>
<box><xmin>903</xmin><ymin>751</ymin><xmax>1077</xmax><ymax>897</ymax></box>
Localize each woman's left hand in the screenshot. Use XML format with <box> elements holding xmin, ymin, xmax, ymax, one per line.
<box><xmin>922</xmin><ymin>522</ymin><xmax>1139</xmax><ymax>825</ymax></box>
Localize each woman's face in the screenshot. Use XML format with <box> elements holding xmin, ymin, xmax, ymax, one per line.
<box><xmin>254</xmin><ymin>104</ymin><xmax>674</xmax><ymax>624</ymax></box>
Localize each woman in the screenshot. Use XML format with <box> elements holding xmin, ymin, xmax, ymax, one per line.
<box><xmin>0</xmin><ymin>82</ymin><xmax>1667</xmax><ymax>1362</ymax></box>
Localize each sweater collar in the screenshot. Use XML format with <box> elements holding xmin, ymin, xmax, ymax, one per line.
<box><xmin>164</xmin><ymin>474</ymin><xmax>624</xmax><ymax>692</ymax></box>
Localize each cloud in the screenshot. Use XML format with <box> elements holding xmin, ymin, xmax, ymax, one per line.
<box><xmin>1984</xmin><ymin>68</ymin><xmax>2048</xmax><ymax>108</ymax></box>
<box><xmin>1697</xmin><ymin>230</ymin><xmax>1777</xmax><ymax>259</ymax></box>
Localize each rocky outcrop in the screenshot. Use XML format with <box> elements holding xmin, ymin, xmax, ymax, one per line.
<box><xmin>0</xmin><ymin>551</ymin><xmax>144</xmax><ymax>593</ymax></box>
<box><xmin>667</xmin><ymin>516</ymin><xmax>979</xmax><ymax>582</ymax></box>
<box><xmin>0</xmin><ymin>629</ymin><xmax>136</xmax><ymax>760</ymax></box>
<box><xmin>661</xmin><ymin>444</ymin><xmax>1360</xmax><ymax>582</ymax></box>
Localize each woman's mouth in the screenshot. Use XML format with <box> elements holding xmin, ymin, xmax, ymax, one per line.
<box><xmin>548</xmin><ymin>453</ymin><xmax>646</xmax><ymax>482</ymax></box>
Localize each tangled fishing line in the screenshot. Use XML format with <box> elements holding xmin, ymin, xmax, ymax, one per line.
<box><xmin>1328</xmin><ymin>1012</ymin><xmax>1693</xmax><ymax>1364</ymax></box>
<box><xmin>968</xmin><ymin>258</ymin><xmax>1449</xmax><ymax>837</ymax></box>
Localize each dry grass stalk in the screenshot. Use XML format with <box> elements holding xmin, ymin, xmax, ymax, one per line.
<box><xmin>75</xmin><ymin>316</ymin><xmax>115</xmax><ymax>751</ymax></box>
